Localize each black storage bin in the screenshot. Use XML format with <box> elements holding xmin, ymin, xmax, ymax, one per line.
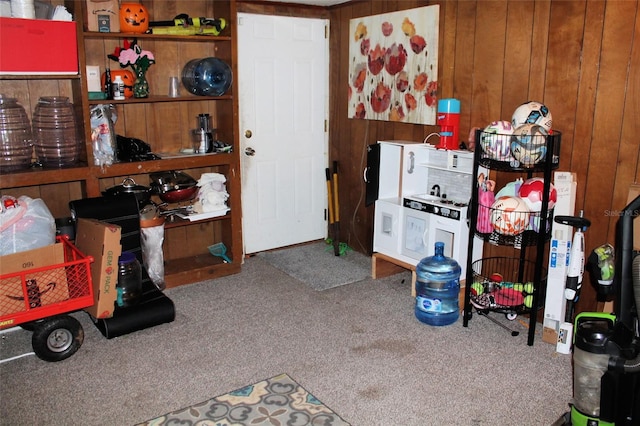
<box><xmin>69</xmin><ymin>194</ymin><xmax>175</xmax><ymax>338</ymax></box>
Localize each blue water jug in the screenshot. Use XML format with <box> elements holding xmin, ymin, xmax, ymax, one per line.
<box><xmin>415</xmin><ymin>242</ymin><xmax>461</xmax><ymax>326</ymax></box>
<box><xmin>181</xmin><ymin>57</ymin><xmax>233</xmax><ymax>97</ymax></box>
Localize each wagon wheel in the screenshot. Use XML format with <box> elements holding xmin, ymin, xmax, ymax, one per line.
<box><xmin>505</xmin><ymin>312</ymin><xmax>518</xmax><ymax>321</ymax></box>
<box><xmin>31</xmin><ymin>315</ymin><xmax>84</xmax><ymax>362</ymax></box>
<box><xmin>20</xmin><ymin>322</ymin><xmax>37</xmax><ymax>331</ymax></box>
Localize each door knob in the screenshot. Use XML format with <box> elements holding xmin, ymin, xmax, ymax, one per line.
<box><xmin>245</xmin><ymin>147</ymin><xmax>256</xmax><ymax>156</ymax></box>
<box><xmin>245</xmin><ymin>130</ymin><xmax>253</xmax><ymax>138</ymax></box>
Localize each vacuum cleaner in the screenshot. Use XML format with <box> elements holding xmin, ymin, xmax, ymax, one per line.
<box><xmin>560</xmin><ymin>195</ymin><xmax>640</xmax><ymax>425</ymax></box>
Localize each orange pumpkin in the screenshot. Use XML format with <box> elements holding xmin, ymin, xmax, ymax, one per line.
<box><xmin>119</xmin><ymin>3</ymin><xmax>149</xmax><ymax>34</ymax></box>
<box><xmin>102</xmin><ymin>70</ymin><xmax>135</xmax><ymax>98</ymax></box>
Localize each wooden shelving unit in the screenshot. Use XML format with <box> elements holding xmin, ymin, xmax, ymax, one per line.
<box><xmin>0</xmin><ymin>0</ymin><xmax>243</xmax><ymax>288</ymax></box>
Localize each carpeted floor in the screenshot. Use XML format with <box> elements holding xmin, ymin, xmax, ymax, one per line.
<box><xmin>0</xmin><ymin>253</ymin><xmax>573</xmax><ymax>425</ymax></box>
<box><xmin>257</xmin><ymin>241</ymin><xmax>371</xmax><ymax>291</ymax></box>
<box><xmin>137</xmin><ymin>373</ymin><xmax>350</xmax><ymax>425</ymax></box>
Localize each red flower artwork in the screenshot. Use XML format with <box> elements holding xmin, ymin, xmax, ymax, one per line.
<box><xmin>410</xmin><ymin>35</ymin><xmax>426</xmax><ymax>54</ymax></box>
<box><xmin>352</xmin><ymin>63</ymin><xmax>367</xmax><ymax>93</ymax></box>
<box><xmin>384</xmin><ymin>43</ymin><xmax>407</xmax><ymax>76</ymax></box>
<box><xmin>425</xmin><ymin>81</ymin><xmax>438</xmax><ymax>107</ymax></box>
<box><xmin>405</xmin><ymin>93</ymin><xmax>417</xmax><ymax>111</ymax></box>
<box><xmin>382</xmin><ymin>21</ymin><xmax>393</xmax><ymax>36</ymax></box>
<box><xmin>414</xmin><ymin>72</ymin><xmax>429</xmax><ymax>91</ymax></box>
<box><xmin>360</xmin><ymin>38</ymin><xmax>370</xmax><ymax>56</ymax></box>
<box><xmin>367</xmin><ymin>44</ymin><xmax>386</xmax><ymax>76</ymax></box>
<box><xmin>370</xmin><ymin>81</ymin><xmax>392</xmax><ymax>113</ymax></box>
<box><xmin>396</xmin><ymin>71</ymin><xmax>409</xmax><ymax>92</ymax></box>
<box><xmin>348</xmin><ymin>5</ymin><xmax>439</xmax><ymax>124</ymax></box>
<box><xmin>389</xmin><ymin>104</ymin><xmax>405</xmax><ymax>121</ymax></box>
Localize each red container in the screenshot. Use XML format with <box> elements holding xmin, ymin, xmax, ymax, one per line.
<box><xmin>437</xmin><ymin>99</ymin><xmax>461</xmax><ymax>150</ymax></box>
<box><xmin>0</xmin><ymin>236</ymin><xmax>94</xmax><ymax>329</ymax></box>
<box><xmin>0</xmin><ymin>18</ymin><xmax>78</xmax><ymax>75</ymax></box>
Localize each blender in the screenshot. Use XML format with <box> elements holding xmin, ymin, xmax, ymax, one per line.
<box><xmin>191</xmin><ymin>113</ymin><xmax>213</xmax><ymax>153</ymax></box>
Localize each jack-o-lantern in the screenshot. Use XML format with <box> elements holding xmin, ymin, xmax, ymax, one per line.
<box><xmin>102</xmin><ymin>70</ymin><xmax>135</xmax><ymax>98</ymax></box>
<box><xmin>119</xmin><ymin>3</ymin><xmax>149</xmax><ymax>34</ymax></box>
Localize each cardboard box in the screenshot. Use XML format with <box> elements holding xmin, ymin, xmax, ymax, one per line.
<box><xmin>86</xmin><ymin>65</ymin><xmax>102</xmax><ymax>92</ymax></box>
<box><xmin>0</xmin><ymin>18</ymin><xmax>78</xmax><ymax>75</ymax></box>
<box><xmin>75</xmin><ymin>218</ymin><xmax>121</xmax><ymax>319</ymax></box>
<box><xmin>0</xmin><ymin>243</ymin><xmax>69</xmax><ymax>316</ymax></box>
<box><xmin>542</xmin><ymin>171</ymin><xmax>577</xmax><ymax>346</ymax></box>
<box><xmin>85</xmin><ymin>0</ymin><xmax>120</xmax><ymax>32</ymax></box>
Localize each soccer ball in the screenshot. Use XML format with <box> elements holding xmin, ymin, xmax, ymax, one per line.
<box><xmin>510</xmin><ymin>124</ymin><xmax>548</xmax><ymax>167</ymax></box>
<box><xmin>479</xmin><ymin>121</ymin><xmax>514</xmax><ymax>161</ymax></box>
<box><xmin>518</xmin><ymin>177</ymin><xmax>557</xmax><ymax>211</ymax></box>
<box><xmin>490</xmin><ymin>196</ymin><xmax>530</xmax><ymax>236</ymax></box>
<box><xmin>511</xmin><ymin>101</ymin><xmax>553</xmax><ymax>131</ymax></box>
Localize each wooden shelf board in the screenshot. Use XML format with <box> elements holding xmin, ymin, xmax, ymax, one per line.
<box><xmin>87</xmin><ymin>94</ymin><xmax>232</xmax><ymax>105</ymax></box>
<box><xmin>164</xmin><ymin>253</ymin><xmax>240</xmax><ymax>288</ymax></box>
<box><xmin>0</xmin><ymin>165</ymin><xmax>89</xmax><ymax>189</ymax></box>
<box><xmin>163</xmin><ymin>213</ymin><xmax>231</xmax><ymax>229</ymax></box>
<box><xmin>92</xmin><ymin>154</ymin><xmax>235</xmax><ymax>177</ymax></box>
<box><xmin>0</xmin><ymin>74</ymin><xmax>81</xmax><ymax>80</ymax></box>
<box><xmin>82</xmin><ymin>32</ymin><xmax>232</xmax><ymax>42</ymax></box>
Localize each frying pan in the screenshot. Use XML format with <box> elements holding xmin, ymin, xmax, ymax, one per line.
<box><xmin>150</xmin><ymin>171</ymin><xmax>198</xmax><ymax>203</ymax></box>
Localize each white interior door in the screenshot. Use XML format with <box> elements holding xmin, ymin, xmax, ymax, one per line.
<box><xmin>238</xmin><ymin>13</ymin><xmax>329</xmax><ymax>254</ymax></box>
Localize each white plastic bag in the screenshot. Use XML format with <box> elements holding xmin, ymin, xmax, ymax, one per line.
<box><xmin>0</xmin><ymin>196</ymin><xmax>56</xmax><ymax>256</ymax></box>
<box><xmin>140</xmin><ymin>223</ymin><xmax>166</xmax><ymax>290</ymax></box>
<box><xmin>90</xmin><ymin>104</ymin><xmax>118</xmax><ymax>169</ymax></box>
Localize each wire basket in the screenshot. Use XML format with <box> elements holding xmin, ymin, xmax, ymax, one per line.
<box><xmin>475</xmin><ymin>201</ymin><xmax>553</xmax><ymax>247</ymax></box>
<box><xmin>474</xmin><ymin>129</ymin><xmax>561</xmax><ymax>171</ymax></box>
<box><xmin>469</xmin><ymin>257</ymin><xmax>546</xmax><ymax>312</ymax></box>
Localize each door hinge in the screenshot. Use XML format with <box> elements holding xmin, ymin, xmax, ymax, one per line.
<box><xmin>324</xmin><ymin>208</ymin><xmax>328</xmax><ymax>221</ymax></box>
<box><xmin>324</xmin><ymin>119</ymin><xmax>328</xmax><ymax>132</ymax></box>
<box><xmin>325</xmin><ymin>24</ymin><xmax>328</xmax><ymax>39</ymax></box>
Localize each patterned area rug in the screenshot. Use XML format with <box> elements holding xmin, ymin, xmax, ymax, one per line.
<box><xmin>137</xmin><ymin>373</ymin><xmax>350</xmax><ymax>426</ymax></box>
<box><xmin>257</xmin><ymin>241</ymin><xmax>371</xmax><ymax>291</ymax></box>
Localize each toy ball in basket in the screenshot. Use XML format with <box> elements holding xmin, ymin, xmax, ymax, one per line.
<box><xmin>511</xmin><ymin>101</ymin><xmax>553</xmax><ymax>131</ymax></box>
<box><xmin>480</xmin><ymin>120</ymin><xmax>514</xmax><ymax>161</ymax></box>
<box><xmin>519</xmin><ymin>177</ymin><xmax>557</xmax><ymax>212</ymax></box>
<box><xmin>490</xmin><ymin>195</ymin><xmax>530</xmax><ymax>236</ymax></box>
<box><xmin>510</xmin><ymin>123</ymin><xmax>548</xmax><ymax>167</ymax></box>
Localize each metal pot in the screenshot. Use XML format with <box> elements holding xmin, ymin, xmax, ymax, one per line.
<box><xmin>103</xmin><ymin>177</ymin><xmax>152</xmax><ymax>207</ymax></box>
<box><xmin>149</xmin><ymin>171</ymin><xmax>198</xmax><ymax>203</ymax></box>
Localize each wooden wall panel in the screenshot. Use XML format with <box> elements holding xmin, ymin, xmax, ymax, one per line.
<box><xmin>325</xmin><ymin>0</ymin><xmax>639</xmax><ymax>315</ymax></box>
<box><xmin>612</xmin><ymin>5</ymin><xmax>640</xmax><ymax>243</ymax></box>
<box><xmin>585</xmin><ymin>0</ymin><xmax>637</xmax><ymax>277</ymax></box>
<box><xmin>471</xmin><ymin>1</ymin><xmax>507</xmax><ymax>126</ymax></box>
<box><xmin>439</xmin><ymin>1</ymin><xmax>456</xmax><ymax>98</ymax></box>
<box><xmin>452</xmin><ymin>0</ymin><xmax>476</xmax><ymax>135</ymax></box>
<box><xmin>528</xmin><ymin>0</ymin><xmax>550</xmax><ymax>102</ymax></box>
<box><xmin>502</xmin><ymin>1</ymin><xmax>534</xmax><ymax>118</ymax></box>
<box><xmin>239</xmin><ymin>0</ymin><xmax>639</xmax><ymax>314</ymax></box>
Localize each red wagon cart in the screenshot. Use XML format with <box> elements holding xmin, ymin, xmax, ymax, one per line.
<box><xmin>0</xmin><ymin>236</ymin><xmax>94</xmax><ymax>362</ymax></box>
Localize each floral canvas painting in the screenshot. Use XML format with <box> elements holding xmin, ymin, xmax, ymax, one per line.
<box><xmin>348</xmin><ymin>5</ymin><xmax>439</xmax><ymax>124</ymax></box>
